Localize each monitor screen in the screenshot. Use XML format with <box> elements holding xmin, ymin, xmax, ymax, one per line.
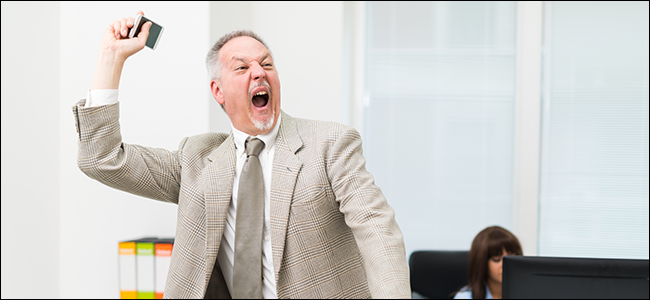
<box><xmin>503</xmin><ymin>256</ymin><xmax>648</xmax><ymax>299</ymax></box>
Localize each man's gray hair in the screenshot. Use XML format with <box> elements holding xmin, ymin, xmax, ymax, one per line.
<box><xmin>205</xmin><ymin>30</ymin><xmax>271</xmax><ymax>80</ymax></box>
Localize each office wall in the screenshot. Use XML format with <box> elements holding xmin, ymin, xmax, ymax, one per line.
<box><xmin>1</xmin><ymin>1</ymin><xmax>345</xmax><ymax>298</ymax></box>
<box><xmin>1</xmin><ymin>2</ymin><xmax>61</xmax><ymax>299</ymax></box>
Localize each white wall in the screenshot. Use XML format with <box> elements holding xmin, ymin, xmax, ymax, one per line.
<box><xmin>1</xmin><ymin>2</ymin><xmax>61</xmax><ymax>298</ymax></box>
<box><xmin>1</xmin><ymin>1</ymin><xmax>346</xmax><ymax>298</ymax></box>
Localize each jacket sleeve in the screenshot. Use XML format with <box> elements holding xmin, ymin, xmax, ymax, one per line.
<box><xmin>72</xmin><ymin>100</ymin><xmax>183</xmax><ymax>204</ymax></box>
<box><xmin>327</xmin><ymin>125</ymin><xmax>411</xmax><ymax>299</ymax></box>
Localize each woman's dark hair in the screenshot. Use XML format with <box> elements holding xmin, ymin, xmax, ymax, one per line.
<box><xmin>466</xmin><ymin>226</ymin><xmax>522</xmax><ymax>299</ymax></box>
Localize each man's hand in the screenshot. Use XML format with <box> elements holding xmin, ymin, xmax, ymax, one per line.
<box><xmin>100</xmin><ymin>10</ymin><xmax>152</xmax><ymax>60</ymax></box>
<box><xmin>90</xmin><ymin>10</ymin><xmax>152</xmax><ymax>90</ymax></box>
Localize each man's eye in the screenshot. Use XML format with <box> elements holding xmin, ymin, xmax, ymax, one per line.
<box><xmin>236</xmin><ymin>66</ymin><xmax>247</xmax><ymax>71</ymax></box>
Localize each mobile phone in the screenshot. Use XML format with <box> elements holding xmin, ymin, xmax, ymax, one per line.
<box><xmin>128</xmin><ymin>14</ymin><xmax>164</xmax><ymax>50</ymax></box>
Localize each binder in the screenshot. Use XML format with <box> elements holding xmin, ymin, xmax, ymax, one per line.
<box><xmin>135</xmin><ymin>238</ymin><xmax>159</xmax><ymax>299</ymax></box>
<box><xmin>154</xmin><ymin>239</ymin><xmax>174</xmax><ymax>299</ymax></box>
<box><xmin>118</xmin><ymin>241</ymin><xmax>138</xmax><ymax>299</ymax></box>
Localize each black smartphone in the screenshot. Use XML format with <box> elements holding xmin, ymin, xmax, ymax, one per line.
<box><xmin>128</xmin><ymin>14</ymin><xmax>164</xmax><ymax>50</ymax></box>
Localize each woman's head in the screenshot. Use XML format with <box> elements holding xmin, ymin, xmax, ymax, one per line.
<box><xmin>467</xmin><ymin>226</ymin><xmax>522</xmax><ymax>299</ymax></box>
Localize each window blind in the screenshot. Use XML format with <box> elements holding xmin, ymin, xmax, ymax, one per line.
<box><xmin>364</xmin><ymin>1</ymin><xmax>518</xmax><ymax>254</ymax></box>
<box><xmin>538</xmin><ymin>1</ymin><xmax>649</xmax><ymax>259</ymax></box>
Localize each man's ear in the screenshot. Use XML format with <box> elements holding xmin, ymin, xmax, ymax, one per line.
<box><xmin>210</xmin><ymin>79</ymin><xmax>225</xmax><ymax>106</ymax></box>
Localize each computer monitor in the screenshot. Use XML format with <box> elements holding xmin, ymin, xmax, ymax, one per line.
<box><xmin>503</xmin><ymin>256</ymin><xmax>648</xmax><ymax>299</ymax></box>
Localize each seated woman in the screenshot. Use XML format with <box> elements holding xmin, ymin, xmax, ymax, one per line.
<box><xmin>454</xmin><ymin>226</ymin><xmax>522</xmax><ymax>299</ymax></box>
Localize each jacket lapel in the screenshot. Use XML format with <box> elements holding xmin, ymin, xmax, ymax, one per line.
<box><xmin>270</xmin><ymin>111</ymin><xmax>303</xmax><ymax>280</ymax></box>
<box><xmin>204</xmin><ymin>133</ymin><xmax>236</xmax><ymax>283</ymax></box>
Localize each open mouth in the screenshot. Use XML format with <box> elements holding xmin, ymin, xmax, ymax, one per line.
<box><xmin>252</xmin><ymin>91</ymin><xmax>270</xmax><ymax>108</ymax></box>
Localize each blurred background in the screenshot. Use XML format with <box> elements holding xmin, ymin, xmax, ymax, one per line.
<box><xmin>2</xmin><ymin>1</ymin><xmax>648</xmax><ymax>298</ymax></box>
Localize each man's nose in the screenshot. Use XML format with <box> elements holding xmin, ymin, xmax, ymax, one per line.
<box><xmin>251</xmin><ymin>62</ymin><xmax>265</xmax><ymax>81</ymax></box>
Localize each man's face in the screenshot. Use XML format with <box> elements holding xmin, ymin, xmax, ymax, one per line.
<box><xmin>210</xmin><ymin>36</ymin><xmax>281</xmax><ymax>136</ymax></box>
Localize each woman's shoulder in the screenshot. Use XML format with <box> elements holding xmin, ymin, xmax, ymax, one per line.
<box><xmin>453</xmin><ymin>286</ymin><xmax>473</xmax><ymax>299</ymax></box>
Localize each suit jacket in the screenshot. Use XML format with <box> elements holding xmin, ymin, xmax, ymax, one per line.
<box><xmin>72</xmin><ymin>100</ymin><xmax>410</xmax><ymax>299</ymax></box>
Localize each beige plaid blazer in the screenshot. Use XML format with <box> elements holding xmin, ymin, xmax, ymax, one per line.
<box><xmin>73</xmin><ymin>101</ymin><xmax>410</xmax><ymax>299</ymax></box>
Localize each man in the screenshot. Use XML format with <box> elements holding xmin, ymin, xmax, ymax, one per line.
<box><xmin>73</xmin><ymin>11</ymin><xmax>410</xmax><ymax>299</ymax></box>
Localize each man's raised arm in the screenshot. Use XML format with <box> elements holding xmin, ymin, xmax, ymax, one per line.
<box><xmin>73</xmin><ymin>11</ymin><xmax>183</xmax><ymax>204</ymax></box>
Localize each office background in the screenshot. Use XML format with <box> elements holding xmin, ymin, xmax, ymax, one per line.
<box><xmin>1</xmin><ymin>1</ymin><xmax>647</xmax><ymax>298</ymax></box>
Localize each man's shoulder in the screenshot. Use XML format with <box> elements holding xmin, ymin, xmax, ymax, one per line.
<box><xmin>180</xmin><ymin>131</ymin><xmax>231</xmax><ymax>154</ymax></box>
<box><xmin>287</xmin><ymin>114</ymin><xmax>358</xmax><ymax>140</ymax></box>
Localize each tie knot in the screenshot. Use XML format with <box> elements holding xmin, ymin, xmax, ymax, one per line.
<box><xmin>245</xmin><ymin>137</ymin><xmax>265</xmax><ymax>157</ymax></box>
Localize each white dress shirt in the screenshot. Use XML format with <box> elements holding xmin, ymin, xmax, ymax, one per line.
<box><xmin>86</xmin><ymin>89</ymin><xmax>280</xmax><ymax>298</ymax></box>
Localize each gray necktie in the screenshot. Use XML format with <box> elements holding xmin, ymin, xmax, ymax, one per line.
<box><xmin>232</xmin><ymin>137</ymin><xmax>265</xmax><ymax>299</ymax></box>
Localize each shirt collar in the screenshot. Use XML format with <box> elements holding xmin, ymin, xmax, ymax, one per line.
<box><xmin>485</xmin><ymin>283</ymin><xmax>493</xmax><ymax>299</ymax></box>
<box><xmin>231</xmin><ymin>114</ymin><xmax>282</xmax><ymax>155</ymax></box>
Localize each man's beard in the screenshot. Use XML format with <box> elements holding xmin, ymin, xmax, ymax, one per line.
<box><xmin>250</xmin><ymin>110</ymin><xmax>275</xmax><ymax>132</ymax></box>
